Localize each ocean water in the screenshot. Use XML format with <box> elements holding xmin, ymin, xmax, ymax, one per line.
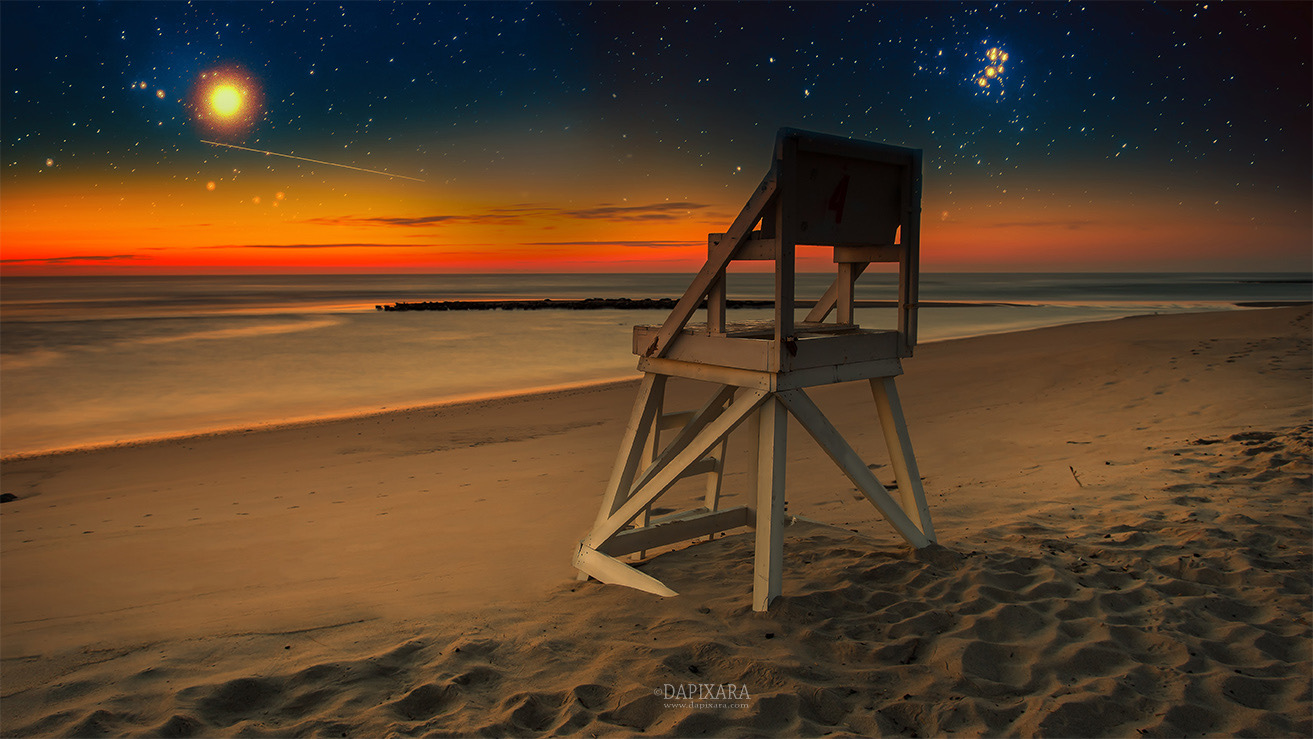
<box><xmin>1</xmin><ymin>273</ymin><xmax>1306</xmax><ymax>456</ymax></box>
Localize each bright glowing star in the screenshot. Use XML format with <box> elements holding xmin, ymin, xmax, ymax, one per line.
<box><xmin>252</xmin><ymin>195</ymin><xmax>261</xmax><ymax>204</ymax></box>
<box><xmin>977</xmin><ymin>77</ymin><xmax>989</xmax><ymax>87</ymax></box>
<box><xmin>138</xmin><ymin>81</ymin><xmax>147</xmax><ymax>89</ymax></box>
<box><xmin>44</xmin><ymin>158</ymin><xmax>53</xmax><ymax>167</ymax></box>
<box><xmin>210</xmin><ymin>85</ymin><xmax>242</xmax><ymax>117</ymax></box>
<box><xmin>275</xmin><ymin>191</ymin><xmax>285</xmax><ymax>199</ymax></box>
<box><xmin>155</xmin><ymin>89</ymin><xmax>165</xmax><ymax>99</ymax></box>
<box><xmin>987</xmin><ymin>48</ymin><xmax>1000</xmax><ymax>62</ymax></box>
<box><xmin>189</xmin><ymin>66</ymin><xmax>262</xmax><ymax>136</ymax></box>
<box><xmin>205</xmin><ymin>181</ymin><xmax>216</xmax><ymax>191</ymax></box>
<box><xmin>985</xmin><ymin>67</ymin><xmax>998</xmax><ymax>78</ymax></box>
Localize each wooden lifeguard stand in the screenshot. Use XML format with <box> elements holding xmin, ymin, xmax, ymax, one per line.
<box><xmin>573</xmin><ymin>128</ymin><xmax>935</xmax><ymax>611</ymax></box>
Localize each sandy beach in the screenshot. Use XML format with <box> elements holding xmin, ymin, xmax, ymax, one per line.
<box><xmin>1</xmin><ymin>306</ymin><xmax>1309</xmax><ymax>737</ymax></box>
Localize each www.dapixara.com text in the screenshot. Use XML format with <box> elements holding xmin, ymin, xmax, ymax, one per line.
<box><xmin>656</xmin><ymin>683</ymin><xmax>751</xmax><ymax>709</ymax></box>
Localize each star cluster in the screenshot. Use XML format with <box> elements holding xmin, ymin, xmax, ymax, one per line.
<box><xmin>1</xmin><ymin>1</ymin><xmax>1309</xmax><ymax>272</ymax></box>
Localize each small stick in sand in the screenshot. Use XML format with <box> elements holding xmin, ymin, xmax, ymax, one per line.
<box><xmin>1069</xmin><ymin>466</ymin><xmax>1083</xmax><ymax>487</ymax></box>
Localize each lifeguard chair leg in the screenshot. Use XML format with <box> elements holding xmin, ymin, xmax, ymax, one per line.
<box><xmin>753</xmin><ymin>396</ymin><xmax>788</xmax><ymax>612</ymax></box>
<box><xmin>869</xmin><ymin>377</ymin><xmax>936</xmax><ymax>542</ymax></box>
<box><xmin>777</xmin><ymin>389</ymin><xmax>930</xmax><ymax>548</ymax></box>
<box><xmin>577</xmin><ymin>373</ymin><xmax>665</xmax><ymax>581</ymax></box>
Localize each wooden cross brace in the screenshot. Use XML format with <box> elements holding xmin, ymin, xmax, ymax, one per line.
<box><xmin>573</xmin><ymin>375</ymin><xmax>935</xmax><ymax>611</ymax></box>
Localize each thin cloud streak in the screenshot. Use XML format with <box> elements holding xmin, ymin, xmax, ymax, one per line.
<box><xmin>560</xmin><ymin>202</ymin><xmax>712</xmax><ymax>221</ymax></box>
<box><xmin>1</xmin><ymin>254</ymin><xmax>143</xmax><ymax>264</ymax></box>
<box><xmin>300</xmin><ymin>202</ymin><xmax>718</xmax><ymax>228</ymax></box>
<box><xmin>208</xmin><ymin>243</ymin><xmax>432</xmax><ymax>249</ymax></box>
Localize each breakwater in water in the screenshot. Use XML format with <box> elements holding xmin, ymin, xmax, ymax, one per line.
<box><xmin>377</xmin><ymin>297</ymin><xmax>777</xmax><ymax>311</ymax></box>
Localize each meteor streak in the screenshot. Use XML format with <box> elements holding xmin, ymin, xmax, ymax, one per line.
<box><xmin>200</xmin><ymin>140</ymin><xmax>425</xmax><ymax>182</ymax></box>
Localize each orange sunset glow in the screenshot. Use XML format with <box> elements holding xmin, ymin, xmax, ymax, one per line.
<box><xmin>2</xmin><ymin>166</ymin><xmax>1305</xmax><ymax>274</ymax></box>
<box><xmin>2</xmin><ymin>2</ymin><xmax>1308</xmax><ymax>275</ymax></box>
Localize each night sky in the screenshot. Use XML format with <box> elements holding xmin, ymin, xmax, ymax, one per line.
<box><xmin>2</xmin><ymin>1</ymin><xmax>1309</xmax><ymax>273</ymax></box>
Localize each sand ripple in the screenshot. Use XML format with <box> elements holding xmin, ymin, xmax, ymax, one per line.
<box><xmin>7</xmin><ymin>426</ymin><xmax>1310</xmax><ymax>738</ymax></box>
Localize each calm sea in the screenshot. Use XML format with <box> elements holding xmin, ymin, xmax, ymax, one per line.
<box><xmin>1</xmin><ymin>273</ymin><xmax>1307</xmax><ymax>456</ymax></box>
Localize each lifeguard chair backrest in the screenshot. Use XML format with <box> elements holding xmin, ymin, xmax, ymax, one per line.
<box><xmin>774</xmin><ymin>129</ymin><xmax>922</xmax><ymax>355</ymax></box>
<box><xmin>775</xmin><ymin>128</ymin><xmax>918</xmax><ymax>249</ymax></box>
<box><xmin>643</xmin><ymin>129</ymin><xmax>921</xmax><ymax>362</ymax></box>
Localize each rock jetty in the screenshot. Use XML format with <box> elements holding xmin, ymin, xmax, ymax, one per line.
<box><xmin>377</xmin><ymin>297</ymin><xmax>776</xmax><ymax>312</ymax></box>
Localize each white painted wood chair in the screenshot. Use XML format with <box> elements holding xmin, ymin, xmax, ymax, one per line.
<box><xmin>573</xmin><ymin>128</ymin><xmax>935</xmax><ymax>611</ymax></box>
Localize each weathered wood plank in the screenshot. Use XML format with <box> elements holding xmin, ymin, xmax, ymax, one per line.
<box><xmin>593</xmin><ymin>374</ymin><xmax>666</xmax><ymax>527</ymax></box>
<box><xmin>775</xmin><ymin>135</ymin><xmax>797</xmax><ymax>348</ymax></box>
<box><xmin>708</xmin><ymin>232</ymin><xmax>776</xmax><ymax>260</ymax></box>
<box><xmin>644</xmin><ymin>169</ymin><xmax>779</xmax><ymax>358</ymax></box>
<box><xmin>633</xmin><ymin>326</ymin><xmax>897</xmax><ymax>373</ymax></box>
<box><xmin>633</xmin><ymin>328</ymin><xmax>776</xmax><ymax>372</ymax></box>
<box><xmin>837</xmin><ymin>262</ymin><xmax>856</xmax><ymax>325</ymax></box>
<box><xmin>833</xmin><ymin>245</ymin><xmax>901</xmax><ymax>263</ymax></box>
<box><xmin>598</xmin><ymin>506</ymin><xmax>754</xmax><ymax>557</ymax></box>
<box><xmin>753</xmin><ymin>396</ymin><xmax>788</xmax><ymax>611</ymax></box>
<box><xmin>628</xmin><ymin>385</ymin><xmax>737</xmax><ymax>498</ymax></box>
<box><xmin>870</xmin><ymin>377</ymin><xmax>935</xmax><ymax>541</ymax></box>
<box><xmin>704</xmin><ymin>439</ymin><xmax>728</xmax><ymax>513</ymax></box>
<box><xmin>899</xmin><ymin>150</ymin><xmax>922</xmax><ymax>356</ymax></box>
<box><xmin>635</xmin><ymin>355</ymin><xmax>902</xmax><ymax>392</ymax></box>
<box><xmin>803</xmin><ymin>263</ymin><xmax>868</xmax><ymax>323</ymax></box>
<box><xmin>790</xmin><ymin>330</ymin><xmax>900</xmax><ymax>370</ymax></box>
<box><xmin>573</xmin><ymin>545</ymin><xmax>678</xmax><ymax>597</ymax></box>
<box><xmin>777</xmin><ymin>358</ymin><xmax>903</xmax><ymax>390</ymax></box>
<box><xmin>776</xmin><ymin>388</ymin><xmax>930</xmax><ymax>548</ymax></box>
<box><xmin>658</xmin><ymin>410</ymin><xmax>695</xmax><ymax>431</ymax></box>
<box><xmin>672</xmin><ymin>455</ymin><xmax>719</xmax><ymax>481</ymax></box>
<box><xmin>636</xmin><ymin>356</ymin><xmax>777</xmax><ymax>390</ymax></box>
<box><xmin>706</xmin><ymin>235</ymin><xmax>727</xmax><ymax>334</ymax></box>
<box><xmin>585</xmin><ymin>388</ymin><xmax>768</xmax><ymax>548</ymax></box>
<box><xmin>780</xmin><ymin>127</ymin><xmax>917</xmax><ymax>166</ymax></box>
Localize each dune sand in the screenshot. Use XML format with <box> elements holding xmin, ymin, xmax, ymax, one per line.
<box><xmin>1</xmin><ymin>306</ymin><xmax>1309</xmax><ymax>737</ymax></box>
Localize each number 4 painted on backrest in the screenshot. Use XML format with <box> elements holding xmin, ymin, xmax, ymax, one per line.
<box><xmin>827</xmin><ymin>174</ymin><xmax>851</xmax><ymax>224</ymax></box>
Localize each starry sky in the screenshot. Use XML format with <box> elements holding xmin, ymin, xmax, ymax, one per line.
<box><xmin>2</xmin><ymin>1</ymin><xmax>1309</xmax><ymax>274</ymax></box>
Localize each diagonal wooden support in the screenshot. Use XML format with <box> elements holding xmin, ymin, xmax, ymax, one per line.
<box><xmin>870</xmin><ymin>377</ymin><xmax>935</xmax><ymax>540</ymax></box>
<box><xmin>584</xmin><ymin>387</ymin><xmax>768</xmax><ymax>548</ymax></box>
<box><xmin>627</xmin><ymin>384</ymin><xmax>736</xmax><ymax>500</ymax></box>
<box><xmin>593</xmin><ymin>374</ymin><xmax>666</xmax><ymax>526</ymax></box>
<box><xmin>804</xmin><ymin>263</ymin><xmax>869</xmax><ymax>323</ymax></box>
<box><xmin>644</xmin><ymin>169</ymin><xmax>778</xmax><ymax>358</ymax></box>
<box><xmin>776</xmin><ymin>388</ymin><xmax>930</xmax><ymax>547</ymax></box>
